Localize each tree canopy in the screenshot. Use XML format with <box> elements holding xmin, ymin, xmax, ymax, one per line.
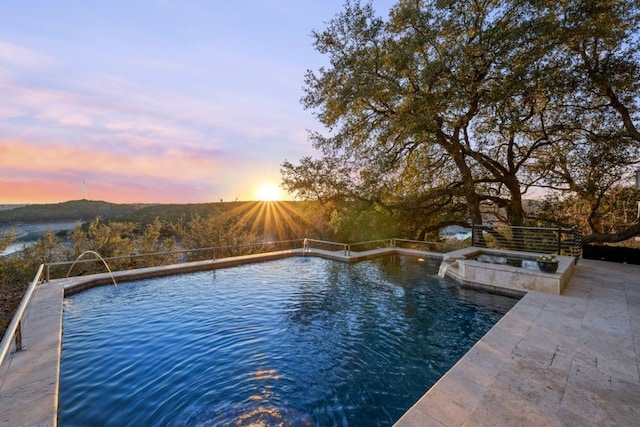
<box><xmin>282</xmin><ymin>0</ymin><xmax>640</xmax><ymax>243</ymax></box>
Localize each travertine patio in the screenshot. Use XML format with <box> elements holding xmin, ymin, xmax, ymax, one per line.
<box><xmin>396</xmin><ymin>258</ymin><xmax>640</xmax><ymax>426</ymax></box>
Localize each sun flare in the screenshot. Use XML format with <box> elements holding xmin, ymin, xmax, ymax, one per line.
<box><xmin>255</xmin><ymin>182</ymin><xmax>282</xmax><ymax>201</ymax></box>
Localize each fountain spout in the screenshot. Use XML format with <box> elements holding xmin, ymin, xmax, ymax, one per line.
<box><xmin>66</xmin><ymin>250</ymin><xmax>117</xmax><ymax>287</ymax></box>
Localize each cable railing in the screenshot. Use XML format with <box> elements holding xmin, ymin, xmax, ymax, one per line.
<box><xmin>470</xmin><ymin>224</ymin><xmax>582</xmax><ymax>259</ymax></box>
<box><xmin>346</xmin><ymin>239</ymin><xmax>394</xmax><ymax>253</ymax></box>
<box><xmin>391</xmin><ymin>238</ymin><xmax>467</xmax><ymax>253</ymax></box>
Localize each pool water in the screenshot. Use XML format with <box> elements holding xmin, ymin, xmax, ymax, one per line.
<box><xmin>472</xmin><ymin>253</ymin><xmax>539</xmax><ymax>270</ymax></box>
<box><xmin>58</xmin><ymin>256</ymin><xmax>517</xmax><ymax>427</ymax></box>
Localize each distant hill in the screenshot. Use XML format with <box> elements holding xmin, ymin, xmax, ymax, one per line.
<box><xmin>0</xmin><ymin>200</ymin><xmax>155</xmax><ymax>225</ymax></box>
<box><xmin>0</xmin><ymin>199</ymin><xmax>307</xmax><ymax>226</ymax></box>
<box><xmin>122</xmin><ymin>201</ymin><xmax>247</xmax><ymax>224</ymax></box>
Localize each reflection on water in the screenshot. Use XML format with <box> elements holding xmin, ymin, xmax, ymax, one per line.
<box><xmin>170</xmin><ymin>403</ymin><xmax>316</xmax><ymax>427</ymax></box>
<box><xmin>59</xmin><ymin>256</ymin><xmax>519</xmax><ymax>427</ymax></box>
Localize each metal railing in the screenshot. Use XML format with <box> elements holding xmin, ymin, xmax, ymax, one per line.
<box><xmin>42</xmin><ymin>239</ymin><xmax>305</xmax><ymax>281</ymax></box>
<box><xmin>303</xmin><ymin>238</ymin><xmax>350</xmax><ymax>255</ymax></box>
<box><xmin>470</xmin><ymin>224</ymin><xmax>582</xmax><ymax>258</ymax></box>
<box><xmin>302</xmin><ymin>238</ymin><xmax>467</xmax><ymax>256</ymax></box>
<box><xmin>0</xmin><ymin>228</ymin><xmax>578</xmax><ymax>368</ymax></box>
<box><xmin>0</xmin><ymin>264</ymin><xmax>45</xmax><ymax>364</ymax></box>
<box><xmin>347</xmin><ymin>239</ymin><xmax>394</xmax><ymax>253</ymax></box>
<box><xmin>391</xmin><ymin>238</ymin><xmax>467</xmax><ymax>253</ymax></box>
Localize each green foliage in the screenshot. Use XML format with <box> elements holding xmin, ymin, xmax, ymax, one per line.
<box><xmin>0</xmin><ymin>229</ymin><xmax>16</xmax><ymax>254</ymax></box>
<box><xmin>170</xmin><ymin>213</ymin><xmax>258</xmax><ymax>260</ymax></box>
<box><xmin>22</xmin><ymin>229</ymin><xmax>69</xmax><ymax>275</ymax></box>
<box><xmin>324</xmin><ymin>200</ymin><xmax>401</xmax><ymax>242</ymax></box>
<box><xmin>0</xmin><ymin>201</ymin><xmax>330</xmax><ymax>289</ymax></box>
<box><xmin>285</xmin><ymin>0</ymin><xmax>640</xmax><ymax>243</ymax></box>
<box><xmin>536</xmin><ymin>185</ymin><xmax>640</xmax><ymax>245</ymax></box>
<box><xmin>131</xmin><ymin>218</ymin><xmax>179</xmax><ymax>267</ymax></box>
<box><xmin>0</xmin><ymin>230</ymin><xmax>24</xmax><ymax>287</ymax></box>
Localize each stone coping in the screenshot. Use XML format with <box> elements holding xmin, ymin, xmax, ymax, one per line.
<box><xmin>395</xmin><ymin>259</ymin><xmax>640</xmax><ymax>426</ymax></box>
<box><xmin>440</xmin><ymin>247</ymin><xmax>576</xmax><ymax>295</ymax></box>
<box><xmin>1</xmin><ymin>249</ymin><xmax>638</xmax><ymax>426</ymax></box>
<box><xmin>0</xmin><ymin>280</ymin><xmax>62</xmax><ymax>427</ymax></box>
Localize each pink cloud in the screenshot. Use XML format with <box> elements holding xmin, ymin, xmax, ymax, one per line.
<box><xmin>0</xmin><ymin>179</ymin><xmax>79</xmax><ymax>204</ymax></box>
<box><xmin>0</xmin><ymin>35</ymin><xmax>317</xmax><ymax>205</ymax></box>
<box><xmin>0</xmin><ymin>40</ymin><xmax>52</xmax><ymax>69</ymax></box>
<box><xmin>3</xmin><ymin>139</ymin><xmax>231</xmax><ymax>180</ymax></box>
<box><xmin>37</xmin><ymin>108</ymin><xmax>93</xmax><ymax>127</ymax></box>
<box><xmin>0</xmin><ymin>176</ymin><xmax>208</xmax><ymax>204</ymax></box>
<box><xmin>0</xmin><ymin>138</ymin><xmax>235</xmax><ymax>203</ymax></box>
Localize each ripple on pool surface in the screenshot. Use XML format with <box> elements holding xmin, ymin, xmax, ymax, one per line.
<box><xmin>58</xmin><ymin>256</ymin><xmax>518</xmax><ymax>427</ymax></box>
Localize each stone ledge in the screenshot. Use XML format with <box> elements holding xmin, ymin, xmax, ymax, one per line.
<box><xmin>440</xmin><ymin>247</ymin><xmax>575</xmax><ymax>295</ymax></box>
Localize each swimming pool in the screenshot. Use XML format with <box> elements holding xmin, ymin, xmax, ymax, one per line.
<box><xmin>58</xmin><ymin>255</ymin><xmax>517</xmax><ymax>426</ymax></box>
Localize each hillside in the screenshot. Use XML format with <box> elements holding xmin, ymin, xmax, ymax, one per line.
<box><xmin>0</xmin><ymin>199</ymin><xmax>241</xmax><ymax>226</ymax></box>
<box><xmin>0</xmin><ymin>200</ymin><xmax>152</xmax><ymax>225</ymax></box>
<box><xmin>0</xmin><ymin>199</ymin><xmax>313</xmax><ymax>227</ymax></box>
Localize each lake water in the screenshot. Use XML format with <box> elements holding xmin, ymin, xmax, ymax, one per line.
<box><xmin>0</xmin><ymin>222</ymin><xmax>76</xmax><ymax>255</ymax></box>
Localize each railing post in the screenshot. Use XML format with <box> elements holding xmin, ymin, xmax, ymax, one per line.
<box><xmin>572</xmin><ymin>226</ymin><xmax>582</xmax><ymax>262</ymax></box>
<box><xmin>15</xmin><ymin>320</ymin><xmax>23</xmax><ymax>351</ymax></box>
<box><xmin>557</xmin><ymin>227</ymin><xmax>562</xmax><ymax>254</ymax></box>
<box><xmin>472</xmin><ymin>224</ymin><xmax>477</xmax><ymax>246</ymax></box>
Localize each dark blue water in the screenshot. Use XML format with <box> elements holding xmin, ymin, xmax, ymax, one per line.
<box><xmin>58</xmin><ymin>256</ymin><xmax>517</xmax><ymax>427</ymax></box>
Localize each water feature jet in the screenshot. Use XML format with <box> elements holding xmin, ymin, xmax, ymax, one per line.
<box><xmin>66</xmin><ymin>250</ymin><xmax>117</xmax><ymax>287</ymax></box>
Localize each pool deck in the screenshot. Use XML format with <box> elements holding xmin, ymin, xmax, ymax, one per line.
<box><xmin>1</xmin><ymin>252</ymin><xmax>639</xmax><ymax>426</ymax></box>
<box><xmin>395</xmin><ymin>258</ymin><xmax>640</xmax><ymax>426</ymax></box>
<box><xmin>0</xmin><ymin>280</ymin><xmax>62</xmax><ymax>427</ymax></box>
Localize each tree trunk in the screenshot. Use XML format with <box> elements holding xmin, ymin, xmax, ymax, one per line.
<box><xmin>505</xmin><ymin>176</ymin><xmax>526</xmax><ymax>250</ymax></box>
<box><xmin>442</xmin><ymin>137</ymin><xmax>483</xmax><ymax>225</ymax></box>
<box><xmin>505</xmin><ymin>176</ymin><xmax>525</xmax><ymax>227</ymax></box>
<box><xmin>583</xmin><ymin>222</ymin><xmax>640</xmax><ymax>244</ymax></box>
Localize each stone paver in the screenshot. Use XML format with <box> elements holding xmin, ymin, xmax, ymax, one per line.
<box><xmin>0</xmin><ymin>281</ymin><xmax>63</xmax><ymax>427</ymax></box>
<box><xmin>395</xmin><ymin>259</ymin><xmax>640</xmax><ymax>426</ymax></box>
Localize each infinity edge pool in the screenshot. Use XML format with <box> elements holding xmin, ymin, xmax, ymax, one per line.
<box><xmin>4</xmin><ymin>247</ymin><xmax>637</xmax><ymax>427</ymax></box>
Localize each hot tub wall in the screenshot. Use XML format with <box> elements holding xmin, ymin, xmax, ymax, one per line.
<box><xmin>442</xmin><ymin>247</ymin><xmax>575</xmax><ymax>295</ymax></box>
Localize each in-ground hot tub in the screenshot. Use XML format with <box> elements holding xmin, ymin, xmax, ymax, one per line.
<box><xmin>439</xmin><ymin>247</ymin><xmax>576</xmax><ymax>295</ymax></box>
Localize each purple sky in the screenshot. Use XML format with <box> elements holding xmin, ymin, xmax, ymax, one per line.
<box><xmin>0</xmin><ymin>0</ymin><xmax>396</xmax><ymax>203</ymax></box>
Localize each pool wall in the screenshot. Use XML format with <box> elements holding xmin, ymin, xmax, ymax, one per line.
<box><xmin>439</xmin><ymin>247</ymin><xmax>576</xmax><ymax>295</ymax></box>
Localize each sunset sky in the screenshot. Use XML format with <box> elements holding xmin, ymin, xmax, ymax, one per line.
<box><xmin>0</xmin><ymin>0</ymin><xmax>395</xmax><ymax>204</ymax></box>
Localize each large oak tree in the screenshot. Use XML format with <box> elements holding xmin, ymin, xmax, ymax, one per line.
<box><xmin>282</xmin><ymin>0</ymin><xmax>640</xmax><ymax>243</ymax></box>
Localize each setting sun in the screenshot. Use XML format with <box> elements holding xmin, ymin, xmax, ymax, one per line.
<box><xmin>255</xmin><ymin>183</ymin><xmax>282</xmax><ymax>201</ymax></box>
